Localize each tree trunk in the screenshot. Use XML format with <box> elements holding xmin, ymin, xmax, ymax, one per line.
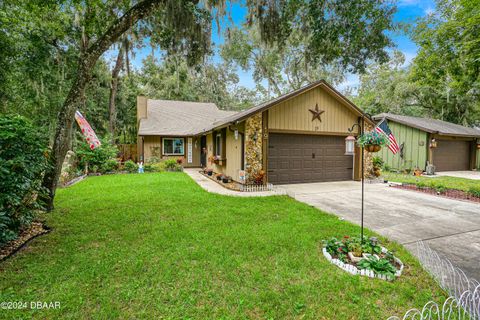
<box><xmin>41</xmin><ymin>0</ymin><xmax>165</xmax><ymax>211</ymax></box>
<box><xmin>41</xmin><ymin>60</ymin><xmax>90</xmax><ymax>211</ymax></box>
<box><xmin>108</xmin><ymin>43</ymin><xmax>125</xmax><ymax>143</ymax></box>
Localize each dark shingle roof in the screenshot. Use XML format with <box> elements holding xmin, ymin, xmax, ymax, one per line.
<box><xmin>373</xmin><ymin>113</ymin><xmax>480</xmax><ymax>138</ymax></box>
<box><xmin>138</xmin><ymin>100</ymin><xmax>236</xmax><ymax>136</ymax></box>
<box><xmin>138</xmin><ymin>81</ymin><xmax>373</xmax><ymax>136</ymax></box>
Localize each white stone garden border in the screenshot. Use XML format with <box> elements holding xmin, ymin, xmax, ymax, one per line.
<box><xmin>322</xmin><ymin>246</ymin><xmax>404</xmax><ymax>281</ymax></box>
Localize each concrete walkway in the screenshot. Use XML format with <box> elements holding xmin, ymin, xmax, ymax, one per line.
<box><xmin>184</xmin><ymin>168</ymin><xmax>285</xmax><ymax>197</ymax></box>
<box><xmin>281</xmin><ymin>181</ymin><xmax>480</xmax><ymax>280</ymax></box>
<box><xmin>435</xmin><ymin>170</ymin><xmax>480</xmax><ymax>180</ymax></box>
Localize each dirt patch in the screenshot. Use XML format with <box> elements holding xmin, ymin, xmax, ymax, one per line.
<box><xmin>0</xmin><ymin>222</ymin><xmax>50</xmax><ymax>262</ymax></box>
<box><xmin>392</xmin><ymin>184</ymin><xmax>480</xmax><ymax>203</ymax></box>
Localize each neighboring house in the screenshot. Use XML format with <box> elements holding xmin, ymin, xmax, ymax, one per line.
<box><xmin>372</xmin><ymin>113</ymin><xmax>480</xmax><ymax>172</ymax></box>
<box><xmin>137</xmin><ymin>80</ymin><xmax>374</xmax><ymax>185</ymax></box>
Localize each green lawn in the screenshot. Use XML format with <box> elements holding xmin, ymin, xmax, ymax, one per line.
<box><xmin>382</xmin><ymin>171</ymin><xmax>479</xmax><ymax>192</ymax></box>
<box><xmin>0</xmin><ymin>173</ymin><xmax>445</xmax><ymax>319</ymax></box>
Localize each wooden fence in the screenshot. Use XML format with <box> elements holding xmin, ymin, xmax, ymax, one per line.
<box><xmin>117</xmin><ymin>144</ymin><xmax>137</xmax><ymax>163</ymax></box>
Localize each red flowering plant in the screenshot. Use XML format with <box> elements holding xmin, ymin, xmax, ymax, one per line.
<box><xmin>323</xmin><ymin>236</ymin><xmax>368</xmax><ymax>262</ymax></box>
<box><xmin>323</xmin><ymin>237</ymin><xmax>348</xmax><ymax>262</ymax></box>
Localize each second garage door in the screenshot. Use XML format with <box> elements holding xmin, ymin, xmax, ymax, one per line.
<box><xmin>268</xmin><ymin>133</ymin><xmax>353</xmax><ymax>184</ymax></box>
<box><xmin>433</xmin><ymin>140</ymin><xmax>471</xmax><ymax>171</ymax></box>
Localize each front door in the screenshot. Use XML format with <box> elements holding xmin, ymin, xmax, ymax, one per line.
<box><xmin>200</xmin><ymin>135</ymin><xmax>207</xmax><ymax>167</ymax></box>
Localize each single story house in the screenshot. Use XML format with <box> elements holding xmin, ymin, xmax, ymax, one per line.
<box><xmin>372</xmin><ymin>113</ymin><xmax>480</xmax><ymax>172</ymax></box>
<box><xmin>137</xmin><ymin>80</ymin><xmax>375</xmax><ymax>185</ymax></box>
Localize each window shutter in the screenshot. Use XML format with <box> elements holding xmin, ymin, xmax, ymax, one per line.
<box><xmin>221</xmin><ymin>128</ymin><xmax>227</xmax><ymax>158</ymax></box>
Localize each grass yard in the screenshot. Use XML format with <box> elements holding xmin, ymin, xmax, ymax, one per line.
<box><xmin>0</xmin><ymin>173</ymin><xmax>445</xmax><ymax>319</ymax></box>
<box><xmin>382</xmin><ymin>171</ymin><xmax>479</xmax><ymax>192</ymax></box>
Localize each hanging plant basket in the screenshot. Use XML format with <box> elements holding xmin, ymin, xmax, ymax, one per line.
<box><xmin>357</xmin><ymin>131</ymin><xmax>388</xmax><ymax>152</ymax></box>
<box><xmin>364</xmin><ymin>144</ymin><xmax>382</xmax><ymax>152</ymax></box>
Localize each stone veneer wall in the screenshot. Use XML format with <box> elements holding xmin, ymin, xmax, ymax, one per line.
<box><xmin>363</xmin><ymin>122</ymin><xmax>375</xmax><ymax>178</ymax></box>
<box><xmin>244</xmin><ymin>113</ymin><xmax>263</xmax><ymax>184</ymax></box>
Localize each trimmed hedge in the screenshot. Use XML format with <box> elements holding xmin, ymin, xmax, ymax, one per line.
<box><xmin>0</xmin><ymin>115</ymin><xmax>49</xmax><ymax>246</ymax></box>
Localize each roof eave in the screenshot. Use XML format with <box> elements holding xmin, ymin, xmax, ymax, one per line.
<box><xmin>210</xmin><ymin>80</ymin><xmax>373</xmax><ymax>131</ymax></box>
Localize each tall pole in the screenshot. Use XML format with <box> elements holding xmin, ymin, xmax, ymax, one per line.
<box><xmin>361</xmin><ymin>116</ymin><xmax>365</xmax><ymax>243</ymax></box>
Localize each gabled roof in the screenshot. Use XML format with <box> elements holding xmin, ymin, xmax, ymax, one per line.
<box><xmin>138</xmin><ymin>100</ymin><xmax>236</xmax><ymax>136</ymax></box>
<box><xmin>373</xmin><ymin>113</ymin><xmax>480</xmax><ymax>138</ymax></box>
<box><xmin>138</xmin><ymin>80</ymin><xmax>373</xmax><ymax>137</ymax></box>
<box><xmin>212</xmin><ymin>80</ymin><xmax>374</xmax><ymax>128</ymax></box>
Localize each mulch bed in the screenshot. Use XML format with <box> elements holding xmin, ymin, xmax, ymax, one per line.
<box><xmin>200</xmin><ymin>171</ymin><xmax>242</xmax><ymax>191</ymax></box>
<box><xmin>0</xmin><ymin>222</ymin><xmax>50</xmax><ymax>262</ymax></box>
<box><xmin>392</xmin><ymin>184</ymin><xmax>480</xmax><ymax>203</ymax></box>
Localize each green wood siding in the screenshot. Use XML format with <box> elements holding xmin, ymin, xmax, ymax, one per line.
<box><xmin>377</xmin><ymin>121</ymin><xmax>428</xmax><ymax>171</ymax></box>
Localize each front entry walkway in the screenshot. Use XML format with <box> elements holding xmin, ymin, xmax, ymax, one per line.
<box><xmin>281</xmin><ymin>181</ymin><xmax>480</xmax><ymax>280</ymax></box>
<box><xmin>184</xmin><ymin>168</ymin><xmax>285</xmax><ymax>197</ymax></box>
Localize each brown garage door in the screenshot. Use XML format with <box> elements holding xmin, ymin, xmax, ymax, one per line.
<box><xmin>433</xmin><ymin>140</ymin><xmax>470</xmax><ymax>171</ymax></box>
<box><xmin>267</xmin><ymin>133</ymin><xmax>353</xmax><ymax>184</ymax></box>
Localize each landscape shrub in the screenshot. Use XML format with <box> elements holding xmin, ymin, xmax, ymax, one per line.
<box><xmin>163</xmin><ymin>158</ymin><xmax>182</xmax><ymax>171</ymax></box>
<box><xmin>142</xmin><ymin>162</ymin><xmax>166</xmax><ymax>173</ymax></box>
<box><xmin>0</xmin><ymin>115</ymin><xmax>49</xmax><ymax>246</ymax></box>
<box><xmin>100</xmin><ymin>159</ymin><xmax>118</xmax><ymax>173</ymax></box>
<box><xmin>145</xmin><ymin>156</ymin><xmax>161</xmax><ymax>164</ymax></box>
<box><xmin>76</xmin><ymin>134</ymin><xmax>118</xmax><ymax>173</ymax></box>
<box><xmin>372</xmin><ymin>156</ymin><xmax>384</xmax><ymax>169</ymax></box>
<box><xmin>468</xmin><ymin>185</ymin><xmax>480</xmax><ymax>198</ymax></box>
<box><xmin>124</xmin><ymin>160</ymin><xmax>138</xmax><ymax>173</ymax></box>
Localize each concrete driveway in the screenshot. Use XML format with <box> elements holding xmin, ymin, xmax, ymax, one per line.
<box><xmin>281</xmin><ymin>181</ymin><xmax>480</xmax><ymax>279</ymax></box>
<box><xmin>435</xmin><ymin>170</ymin><xmax>480</xmax><ymax>180</ymax></box>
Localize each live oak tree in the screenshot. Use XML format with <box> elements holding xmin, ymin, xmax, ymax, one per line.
<box><xmin>139</xmin><ymin>55</ymin><xmax>258</xmax><ymax>110</ymax></box>
<box><xmin>40</xmin><ymin>0</ymin><xmax>217</xmax><ymax>211</ymax></box>
<box><xmin>221</xmin><ymin>27</ymin><xmax>347</xmax><ymax>97</ymax></box>
<box><xmin>222</xmin><ymin>0</ymin><xmax>396</xmax><ymax>97</ymax></box>
<box><xmin>410</xmin><ymin>0</ymin><xmax>480</xmax><ymax>126</ymax></box>
<box><xmin>2</xmin><ymin>0</ymin><xmax>396</xmax><ymax>210</ymax></box>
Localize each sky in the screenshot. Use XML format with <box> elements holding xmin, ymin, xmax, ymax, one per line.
<box><xmin>105</xmin><ymin>0</ymin><xmax>436</xmax><ymax>94</ymax></box>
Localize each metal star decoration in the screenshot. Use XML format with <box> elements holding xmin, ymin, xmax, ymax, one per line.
<box><xmin>309</xmin><ymin>103</ymin><xmax>325</xmax><ymax>122</ymax></box>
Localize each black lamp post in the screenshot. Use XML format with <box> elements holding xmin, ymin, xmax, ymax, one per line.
<box><xmin>345</xmin><ymin>116</ymin><xmax>365</xmax><ymax>243</ymax></box>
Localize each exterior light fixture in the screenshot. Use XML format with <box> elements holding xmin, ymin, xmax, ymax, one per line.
<box><xmin>345</xmin><ymin>135</ymin><xmax>356</xmax><ymax>155</ymax></box>
<box><xmin>430</xmin><ymin>138</ymin><xmax>437</xmax><ymax>148</ymax></box>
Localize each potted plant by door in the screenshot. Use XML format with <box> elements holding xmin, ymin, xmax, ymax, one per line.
<box><xmin>357</xmin><ymin>131</ymin><xmax>389</xmax><ymax>153</ymax></box>
<box><xmin>206</xmin><ymin>168</ymin><xmax>213</xmax><ymax>176</ymax></box>
<box><xmin>222</xmin><ymin>176</ymin><xmax>231</xmax><ymax>183</ymax></box>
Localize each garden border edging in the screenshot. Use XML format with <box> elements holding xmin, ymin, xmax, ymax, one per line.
<box><xmin>322</xmin><ymin>247</ymin><xmax>404</xmax><ymax>281</ymax></box>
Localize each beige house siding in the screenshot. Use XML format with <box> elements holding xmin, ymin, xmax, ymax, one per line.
<box><xmin>142</xmin><ymin>135</ymin><xmax>200</xmax><ymax>167</ymax></box>
<box><xmin>206</xmin><ymin>133</ymin><xmax>225</xmax><ymax>173</ymax></box>
<box><xmin>225</xmin><ymin>129</ymin><xmax>243</xmax><ymax>181</ymax></box>
<box><xmin>268</xmin><ymin>86</ymin><xmax>358</xmax><ymax>134</ymax></box>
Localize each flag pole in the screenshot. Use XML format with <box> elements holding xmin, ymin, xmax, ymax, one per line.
<box><xmin>361</xmin><ymin>115</ymin><xmax>364</xmax><ymax>243</ymax></box>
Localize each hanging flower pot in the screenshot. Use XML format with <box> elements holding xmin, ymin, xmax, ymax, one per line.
<box><xmin>365</xmin><ymin>145</ymin><xmax>382</xmax><ymax>153</ymax></box>
<box><xmin>357</xmin><ymin>131</ymin><xmax>389</xmax><ymax>153</ymax></box>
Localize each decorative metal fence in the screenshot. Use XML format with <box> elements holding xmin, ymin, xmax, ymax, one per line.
<box><xmin>387</xmin><ymin>241</ymin><xmax>480</xmax><ymax>320</ymax></box>
<box><xmin>239</xmin><ymin>183</ymin><xmax>275</xmax><ymax>192</ymax></box>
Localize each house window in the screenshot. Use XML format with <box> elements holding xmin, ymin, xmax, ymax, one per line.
<box><xmin>215</xmin><ymin>133</ymin><xmax>222</xmax><ymax>157</ymax></box>
<box><xmin>163</xmin><ymin>138</ymin><xmax>184</xmax><ymax>155</ymax></box>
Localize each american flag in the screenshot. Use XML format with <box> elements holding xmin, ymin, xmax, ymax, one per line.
<box><xmin>375</xmin><ymin>119</ymin><xmax>400</xmax><ymax>154</ymax></box>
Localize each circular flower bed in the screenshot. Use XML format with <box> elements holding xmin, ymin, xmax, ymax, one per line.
<box><xmin>322</xmin><ymin>236</ymin><xmax>404</xmax><ymax>281</ymax></box>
